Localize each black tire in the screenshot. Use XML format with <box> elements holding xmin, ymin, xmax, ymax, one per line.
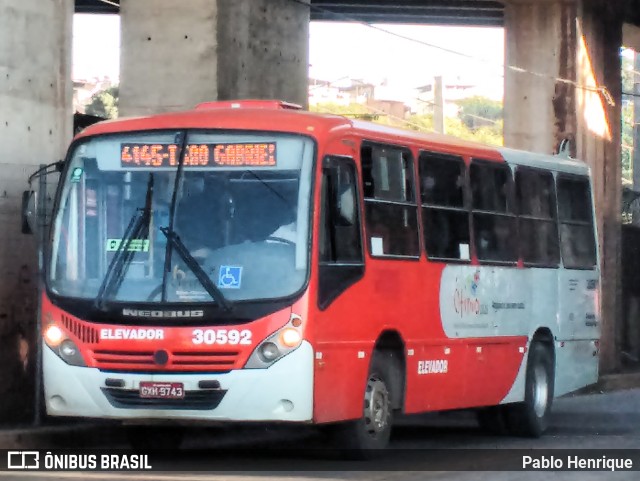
<box><xmin>475</xmin><ymin>406</ymin><xmax>509</xmax><ymax>435</ymax></box>
<box><xmin>332</xmin><ymin>353</ymin><xmax>395</xmax><ymax>458</ymax></box>
<box><xmin>126</xmin><ymin>426</ymin><xmax>184</xmax><ymax>450</ymax></box>
<box><xmin>505</xmin><ymin>342</ymin><xmax>554</xmax><ymax>437</ymax></box>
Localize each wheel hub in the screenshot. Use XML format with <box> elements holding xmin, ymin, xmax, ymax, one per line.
<box><xmin>532</xmin><ymin>364</ymin><xmax>549</xmax><ymax>418</ymax></box>
<box><xmin>363</xmin><ymin>376</ymin><xmax>390</xmax><ymax>437</ymax></box>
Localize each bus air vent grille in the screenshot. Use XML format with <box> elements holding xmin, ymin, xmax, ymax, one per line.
<box><xmin>60</xmin><ymin>315</ymin><xmax>99</xmax><ymax>344</ymax></box>
<box><xmin>90</xmin><ymin>349</ymin><xmax>240</xmax><ymax>372</ymax></box>
<box><xmin>172</xmin><ymin>351</ymin><xmax>239</xmax><ymax>369</ymax></box>
<box><xmin>92</xmin><ymin>350</ymin><xmax>155</xmax><ymax>367</ymax></box>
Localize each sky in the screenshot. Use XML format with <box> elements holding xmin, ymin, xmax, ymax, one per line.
<box><xmin>309</xmin><ymin>22</ymin><xmax>504</xmax><ymax>98</ymax></box>
<box><xmin>73</xmin><ymin>14</ymin><xmax>505</xmax><ymax>100</ymax></box>
<box><xmin>73</xmin><ymin>14</ymin><xmax>120</xmax><ymax>81</ymax></box>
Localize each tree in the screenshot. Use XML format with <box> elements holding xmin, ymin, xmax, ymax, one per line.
<box><xmin>456</xmin><ymin>96</ymin><xmax>503</xmax><ymax>130</ymax></box>
<box><xmin>444</xmin><ymin>117</ymin><xmax>503</xmax><ymax>146</ymax></box>
<box><xmin>85</xmin><ymin>86</ymin><xmax>119</xmax><ymax>119</ymax></box>
<box><xmin>311</xmin><ymin>102</ymin><xmax>503</xmax><ymax>146</ymax></box>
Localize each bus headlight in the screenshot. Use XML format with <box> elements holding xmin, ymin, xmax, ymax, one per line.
<box><xmin>44</xmin><ymin>324</ymin><xmax>64</xmax><ymax>346</ymax></box>
<box><xmin>59</xmin><ymin>339</ymin><xmax>84</xmax><ymax>365</ymax></box>
<box><xmin>259</xmin><ymin>342</ymin><xmax>281</xmax><ymax>362</ymax></box>
<box><xmin>44</xmin><ymin>325</ymin><xmax>86</xmax><ymax>367</ymax></box>
<box><xmin>245</xmin><ymin>315</ymin><xmax>304</xmax><ymax>368</ymax></box>
<box><xmin>60</xmin><ymin>339</ymin><xmax>77</xmax><ymax>357</ymax></box>
<box><xmin>280</xmin><ymin>328</ymin><xmax>302</xmax><ymax>348</ymax></box>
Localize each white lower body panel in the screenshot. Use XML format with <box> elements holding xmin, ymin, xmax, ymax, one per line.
<box><xmin>44</xmin><ymin>341</ymin><xmax>314</xmax><ymax>422</ymax></box>
<box><xmin>554</xmin><ymin>339</ymin><xmax>599</xmax><ymax>397</ymax></box>
<box><xmin>499</xmin><ymin>338</ymin><xmax>598</xmax><ymax>404</ymax></box>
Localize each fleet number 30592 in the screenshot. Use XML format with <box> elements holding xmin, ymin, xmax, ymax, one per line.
<box><xmin>191</xmin><ymin>329</ymin><xmax>252</xmax><ymax>345</ymax></box>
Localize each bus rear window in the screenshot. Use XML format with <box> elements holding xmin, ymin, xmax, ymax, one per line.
<box><xmin>557</xmin><ymin>176</ymin><xmax>597</xmax><ymax>269</ymax></box>
<box><xmin>470</xmin><ymin>160</ymin><xmax>517</xmax><ymax>263</ymax></box>
<box><xmin>516</xmin><ymin>168</ymin><xmax>559</xmax><ymax>266</ymax></box>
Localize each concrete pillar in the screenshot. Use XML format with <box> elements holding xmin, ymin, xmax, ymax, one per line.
<box><xmin>0</xmin><ymin>0</ymin><xmax>73</xmax><ymax>422</ymax></box>
<box><xmin>119</xmin><ymin>0</ymin><xmax>309</xmax><ymax>117</ymax></box>
<box><xmin>504</xmin><ymin>0</ymin><xmax>578</xmax><ymax>152</ymax></box>
<box><xmin>504</xmin><ymin>0</ymin><xmax>623</xmax><ymax>373</ymax></box>
<box><xmin>576</xmin><ymin>1</ymin><xmax>623</xmax><ymax>375</ymax></box>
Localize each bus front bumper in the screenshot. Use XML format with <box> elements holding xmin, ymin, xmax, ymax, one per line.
<box><xmin>43</xmin><ymin>341</ymin><xmax>313</xmax><ymax>422</ymax></box>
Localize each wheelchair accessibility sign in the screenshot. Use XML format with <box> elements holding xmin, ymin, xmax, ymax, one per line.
<box><xmin>218</xmin><ymin>266</ymin><xmax>242</xmax><ymax>289</ymax></box>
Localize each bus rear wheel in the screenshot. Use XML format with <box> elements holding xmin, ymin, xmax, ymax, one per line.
<box><xmin>333</xmin><ymin>355</ymin><xmax>393</xmax><ymax>457</ymax></box>
<box><xmin>505</xmin><ymin>341</ymin><xmax>554</xmax><ymax>437</ymax></box>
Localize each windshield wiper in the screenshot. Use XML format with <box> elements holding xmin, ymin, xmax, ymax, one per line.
<box><xmin>94</xmin><ymin>173</ymin><xmax>154</xmax><ymax>310</ymax></box>
<box><xmin>161</xmin><ymin>131</ymin><xmax>188</xmax><ymax>302</ymax></box>
<box><xmin>159</xmin><ymin>227</ymin><xmax>233</xmax><ymax>311</ymax></box>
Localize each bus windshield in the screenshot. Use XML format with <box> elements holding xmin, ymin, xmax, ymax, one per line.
<box><xmin>49</xmin><ymin>130</ymin><xmax>314</xmax><ymax>305</ymax></box>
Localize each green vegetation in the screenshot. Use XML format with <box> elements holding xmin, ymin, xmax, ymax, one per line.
<box><xmin>85</xmin><ymin>86</ymin><xmax>119</xmax><ymax>119</ymax></box>
<box><xmin>456</xmin><ymin>96</ymin><xmax>503</xmax><ymax>130</ymax></box>
<box><xmin>311</xmin><ymin>98</ymin><xmax>503</xmax><ymax>146</ymax></box>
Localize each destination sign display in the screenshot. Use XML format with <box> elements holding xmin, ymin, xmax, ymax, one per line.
<box><xmin>120</xmin><ymin>143</ymin><xmax>277</xmax><ymax>168</ymax></box>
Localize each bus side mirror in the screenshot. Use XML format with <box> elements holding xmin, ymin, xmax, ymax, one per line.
<box><xmin>21</xmin><ymin>190</ymin><xmax>36</xmax><ymax>235</ymax></box>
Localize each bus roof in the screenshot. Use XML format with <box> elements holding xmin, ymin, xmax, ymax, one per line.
<box><xmin>76</xmin><ymin>102</ymin><xmax>590</xmax><ymax>176</ymax></box>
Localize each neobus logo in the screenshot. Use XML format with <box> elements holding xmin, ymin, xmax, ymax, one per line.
<box><xmin>121</xmin><ymin>309</ymin><xmax>204</xmax><ymax>318</ymax></box>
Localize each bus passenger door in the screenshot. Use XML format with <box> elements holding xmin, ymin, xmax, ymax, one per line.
<box><xmin>555</xmin><ymin>175</ymin><xmax>600</xmax><ymax>394</ymax></box>
<box><xmin>313</xmin><ymin>155</ymin><xmax>368</xmax><ymax>423</ymax></box>
<box><xmin>556</xmin><ymin>176</ymin><xmax>599</xmax><ymax>339</ymax></box>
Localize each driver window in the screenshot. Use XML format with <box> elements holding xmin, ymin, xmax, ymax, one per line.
<box><xmin>320</xmin><ymin>157</ymin><xmax>362</xmax><ymax>263</ymax></box>
<box><xmin>318</xmin><ymin>156</ymin><xmax>364</xmax><ymax>309</ymax></box>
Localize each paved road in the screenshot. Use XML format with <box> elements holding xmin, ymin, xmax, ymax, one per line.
<box><xmin>2</xmin><ymin>388</ymin><xmax>640</xmax><ymax>480</ymax></box>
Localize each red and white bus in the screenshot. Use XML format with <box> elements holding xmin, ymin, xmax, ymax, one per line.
<box><xmin>30</xmin><ymin>99</ymin><xmax>600</xmax><ymax>451</ymax></box>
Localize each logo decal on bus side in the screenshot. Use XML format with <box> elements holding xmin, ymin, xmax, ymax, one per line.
<box><xmin>453</xmin><ymin>270</ymin><xmax>488</xmax><ymax>318</ymax></box>
<box><xmin>418</xmin><ymin>360</ymin><xmax>448</xmax><ymax>375</ymax></box>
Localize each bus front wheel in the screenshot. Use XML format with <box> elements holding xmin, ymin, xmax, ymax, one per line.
<box><xmin>333</xmin><ymin>354</ymin><xmax>394</xmax><ymax>456</ymax></box>
<box><xmin>505</xmin><ymin>341</ymin><xmax>554</xmax><ymax>437</ymax></box>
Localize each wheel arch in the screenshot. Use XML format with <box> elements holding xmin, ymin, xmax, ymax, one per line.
<box><xmin>371</xmin><ymin>329</ymin><xmax>406</xmax><ymax>411</ymax></box>
<box><xmin>531</xmin><ymin>327</ymin><xmax>555</xmax><ymax>363</ymax></box>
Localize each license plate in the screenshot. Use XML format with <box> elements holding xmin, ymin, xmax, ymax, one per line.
<box><xmin>139</xmin><ymin>382</ymin><xmax>185</xmax><ymax>399</ymax></box>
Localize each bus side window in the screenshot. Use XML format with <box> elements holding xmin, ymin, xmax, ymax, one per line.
<box><xmin>318</xmin><ymin>156</ymin><xmax>364</xmax><ymax>309</ymax></box>
<box><xmin>516</xmin><ymin>168</ymin><xmax>559</xmax><ymax>266</ymax></box>
<box><xmin>470</xmin><ymin>160</ymin><xmax>517</xmax><ymax>263</ymax></box>
<box><xmin>361</xmin><ymin>142</ymin><xmax>419</xmax><ymax>258</ymax></box>
<box><xmin>556</xmin><ymin>176</ymin><xmax>597</xmax><ymax>269</ymax></box>
<box><xmin>419</xmin><ymin>152</ymin><xmax>470</xmax><ymax>261</ymax></box>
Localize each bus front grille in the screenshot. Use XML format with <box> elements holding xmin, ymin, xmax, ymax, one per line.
<box><xmin>171</xmin><ymin>351</ymin><xmax>239</xmax><ymax>370</ymax></box>
<box><xmin>90</xmin><ymin>349</ymin><xmax>240</xmax><ymax>371</ymax></box>
<box><xmin>61</xmin><ymin>315</ymin><xmax>99</xmax><ymax>344</ymax></box>
<box><xmin>101</xmin><ymin>387</ymin><xmax>227</xmax><ymax>410</ymax></box>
